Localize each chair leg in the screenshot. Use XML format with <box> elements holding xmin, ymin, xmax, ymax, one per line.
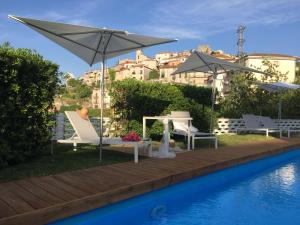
<box><xmin>192</xmin><ymin>136</ymin><xmax>195</xmax><ymax>150</ymax></box>
<box><xmin>148</xmin><ymin>142</ymin><xmax>153</xmax><ymax>157</ymax></box>
<box><xmin>73</xmin><ymin>142</ymin><xmax>77</xmax><ymax>152</ymax></box>
<box><xmin>266</xmin><ymin>130</ymin><xmax>269</xmax><ymax>138</ymax></box>
<box><xmin>134</xmin><ymin>144</ymin><xmax>138</xmax><ymax>163</ymax></box>
<box><xmin>215</xmin><ymin>138</ymin><xmax>218</xmax><ymax>149</ymax></box>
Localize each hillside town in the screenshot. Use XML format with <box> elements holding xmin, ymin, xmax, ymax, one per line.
<box><xmin>67</xmin><ymin>45</ymin><xmax>298</xmax><ymax>110</ymax></box>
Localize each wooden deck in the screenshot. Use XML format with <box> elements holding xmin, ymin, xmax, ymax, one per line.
<box><xmin>1</xmin><ymin>138</ymin><xmax>300</xmax><ymax>225</ymax></box>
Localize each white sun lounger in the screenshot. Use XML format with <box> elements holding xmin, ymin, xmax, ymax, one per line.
<box><xmin>57</xmin><ymin>111</ymin><xmax>152</xmax><ymax>163</ymax></box>
<box><xmin>171</xmin><ymin>111</ymin><xmax>217</xmax><ymax>150</ymax></box>
<box><xmin>236</xmin><ymin>114</ymin><xmax>282</xmax><ymax>138</ymax></box>
<box><xmin>260</xmin><ymin>116</ymin><xmax>300</xmax><ymax>138</ymax></box>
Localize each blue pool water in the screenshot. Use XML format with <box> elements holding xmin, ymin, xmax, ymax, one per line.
<box><xmin>50</xmin><ymin>148</ymin><xmax>300</xmax><ymax>225</ymax></box>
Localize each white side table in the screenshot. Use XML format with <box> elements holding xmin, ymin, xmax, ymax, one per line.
<box><xmin>143</xmin><ymin>116</ymin><xmax>192</xmax><ymax>158</ymax></box>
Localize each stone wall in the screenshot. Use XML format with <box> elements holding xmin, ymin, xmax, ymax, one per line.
<box><xmin>214</xmin><ymin>118</ymin><xmax>300</xmax><ymax>135</ymax></box>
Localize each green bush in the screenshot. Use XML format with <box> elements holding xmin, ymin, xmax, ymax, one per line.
<box><xmin>0</xmin><ymin>43</ymin><xmax>59</xmax><ymax>167</ymax></box>
<box><xmin>87</xmin><ymin>108</ymin><xmax>111</xmax><ymax>117</ymax></box>
<box><xmin>109</xmin><ymin>79</ymin><xmax>212</xmax><ymax>139</ymax></box>
<box><xmin>67</xmin><ymin>78</ymin><xmax>92</xmax><ymax>99</ymax></box>
<box><xmin>176</xmin><ymin>84</ymin><xmax>211</xmax><ymax>107</ymax></box>
<box><xmin>109</xmin><ymin>68</ymin><xmax>116</xmax><ymax>81</ymax></box>
<box><xmin>149</xmin><ymin>70</ymin><xmax>160</xmax><ymax>80</ymax></box>
<box><xmin>59</xmin><ymin>104</ymin><xmax>81</xmax><ymax>112</ymax></box>
<box><xmin>59</xmin><ymin>105</ymin><xmax>111</xmax><ymax>118</ymax></box>
<box><xmin>59</xmin><ymin>105</ymin><xmax>111</xmax><ymax>117</ymax></box>
<box><xmin>281</xmin><ymin>89</ymin><xmax>300</xmax><ymax>119</ymax></box>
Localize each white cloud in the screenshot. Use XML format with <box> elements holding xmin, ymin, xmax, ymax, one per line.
<box><xmin>141</xmin><ymin>0</ymin><xmax>300</xmax><ymax>39</ymax></box>
<box><xmin>21</xmin><ymin>0</ymin><xmax>103</xmax><ymax>25</ymax></box>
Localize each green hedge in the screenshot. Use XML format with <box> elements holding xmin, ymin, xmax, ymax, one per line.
<box><xmin>175</xmin><ymin>84</ymin><xmax>211</xmax><ymax>107</ymax></box>
<box><xmin>59</xmin><ymin>105</ymin><xmax>111</xmax><ymax>117</ymax></box>
<box><xmin>0</xmin><ymin>43</ymin><xmax>59</xmax><ymax>167</ymax></box>
<box><xmin>109</xmin><ymin>79</ymin><xmax>212</xmax><ymax>139</ymax></box>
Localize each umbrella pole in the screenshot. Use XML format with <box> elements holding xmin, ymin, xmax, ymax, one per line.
<box><xmin>99</xmin><ymin>58</ymin><xmax>105</xmax><ymax>161</ymax></box>
<box><xmin>278</xmin><ymin>98</ymin><xmax>282</xmax><ymax>121</ymax></box>
<box><xmin>210</xmin><ymin>72</ymin><xmax>217</xmax><ymax>133</ymax></box>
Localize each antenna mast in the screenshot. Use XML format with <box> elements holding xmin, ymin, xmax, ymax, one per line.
<box><xmin>237</xmin><ymin>25</ymin><xmax>246</xmax><ymax>57</ymax></box>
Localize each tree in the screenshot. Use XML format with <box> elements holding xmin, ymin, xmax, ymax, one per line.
<box><xmin>77</xmin><ymin>84</ymin><xmax>92</xmax><ymax>99</ymax></box>
<box><xmin>220</xmin><ymin>60</ymin><xmax>287</xmax><ymax>118</ymax></box>
<box><xmin>260</xmin><ymin>60</ymin><xmax>287</xmax><ymax>82</ymax></box>
<box><xmin>67</xmin><ymin>78</ymin><xmax>80</xmax><ymax>87</ymax></box>
<box><xmin>295</xmin><ymin>62</ymin><xmax>300</xmax><ymax>84</ymax></box>
<box><xmin>149</xmin><ymin>70</ymin><xmax>160</xmax><ymax>80</ymax></box>
<box><xmin>65</xmin><ymin>78</ymin><xmax>92</xmax><ymax>99</ymax></box>
<box><xmin>109</xmin><ymin>68</ymin><xmax>116</xmax><ymax>82</ymax></box>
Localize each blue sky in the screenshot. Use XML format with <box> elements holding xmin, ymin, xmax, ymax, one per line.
<box><xmin>1</xmin><ymin>0</ymin><xmax>300</xmax><ymax>77</ymax></box>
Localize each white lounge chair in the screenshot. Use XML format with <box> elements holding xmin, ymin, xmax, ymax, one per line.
<box><xmin>57</xmin><ymin>111</ymin><xmax>152</xmax><ymax>163</ymax></box>
<box><xmin>236</xmin><ymin>114</ymin><xmax>282</xmax><ymax>138</ymax></box>
<box><xmin>171</xmin><ymin>111</ymin><xmax>218</xmax><ymax>150</ymax></box>
<box><xmin>260</xmin><ymin>116</ymin><xmax>300</xmax><ymax>138</ymax></box>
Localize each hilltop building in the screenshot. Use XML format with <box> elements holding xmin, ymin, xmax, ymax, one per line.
<box><xmin>242</xmin><ymin>53</ymin><xmax>299</xmax><ymax>83</ymax></box>
<box><xmin>114</xmin><ymin>50</ymin><xmax>157</xmax><ymax>81</ymax></box>
<box><xmin>80</xmin><ymin>70</ymin><xmax>100</xmax><ymax>86</ymax></box>
<box><xmin>91</xmin><ymin>88</ymin><xmax>111</xmax><ymax>109</ymax></box>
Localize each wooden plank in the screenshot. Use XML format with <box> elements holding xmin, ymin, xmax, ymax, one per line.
<box><xmin>0</xmin><ymin>188</ymin><xmax>34</xmax><ymax>213</ymax></box>
<box><xmin>1</xmin><ymin>183</ymin><xmax>50</xmax><ymax>209</ymax></box>
<box><xmin>111</xmin><ymin>163</ymin><xmax>162</xmax><ymax>179</ymax></box>
<box><xmin>53</xmin><ymin>173</ymin><xmax>101</xmax><ymax>195</ymax></box>
<box><xmin>76</xmin><ymin>169</ymin><xmax>131</xmax><ymax>190</ymax></box>
<box><xmin>70</xmin><ymin>170</ymin><xmax>123</xmax><ymax>191</ymax></box>
<box><xmin>0</xmin><ymin>199</ymin><xmax>16</xmax><ymax>219</ymax></box>
<box><xmin>28</xmin><ymin>178</ymin><xmax>77</xmax><ymax>202</ymax></box>
<box><xmin>105</xmin><ymin>165</ymin><xmax>152</xmax><ymax>180</ymax></box>
<box><xmin>40</xmin><ymin>177</ymin><xmax>88</xmax><ymax>198</ymax></box>
<box><xmin>96</xmin><ymin>169</ymin><xmax>142</xmax><ymax>184</ymax></box>
<box><xmin>15</xmin><ymin>180</ymin><xmax>64</xmax><ymax>205</ymax></box>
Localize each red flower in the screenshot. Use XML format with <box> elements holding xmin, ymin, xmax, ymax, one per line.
<box><xmin>122</xmin><ymin>131</ymin><xmax>141</xmax><ymax>142</ymax></box>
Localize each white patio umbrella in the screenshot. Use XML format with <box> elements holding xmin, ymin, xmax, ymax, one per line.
<box><xmin>257</xmin><ymin>81</ymin><xmax>300</xmax><ymax>120</ymax></box>
<box><xmin>9</xmin><ymin>15</ymin><xmax>177</xmax><ymax>160</ymax></box>
<box><xmin>172</xmin><ymin>50</ymin><xmax>266</xmax><ymax>132</ymax></box>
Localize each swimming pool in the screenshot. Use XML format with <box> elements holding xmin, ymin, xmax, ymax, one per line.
<box><xmin>50</xmin><ymin>148</ymin><xmax>300</xmax><ymax>225</ymax></box>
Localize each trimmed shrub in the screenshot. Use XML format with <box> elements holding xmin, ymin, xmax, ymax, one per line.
<box><xmin>0</xmin><ymin>43</ymin><xmax>59</xmax><ymax>167</ymax></box>
<box><xmin>175</xmin><ymin>84</ymin><xmax>211</xmax><ymax>107</ymax></box>
<box><xmin>59</xmin><ymin>104</ymin><xmax>81</xmax><ymax>112</ymax></box>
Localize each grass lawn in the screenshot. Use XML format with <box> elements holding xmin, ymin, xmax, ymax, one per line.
<box><xmin>218</xmin><ymin>134</ymin><xmax>276</xmax><ymax>146</ymax></box>
<box><xmin>188</xmin><ymin>133</ymin><xmax>276</xmax><ymax>148</ymax></box>
<box><xmin>0</xmin><ymin>144</ymin><xmax>136</xmax><ymax>183</ymax></box>
<box><xmin>0</xmin><ymin>134</ymin><xmax>277</xmax><ymax>183</ymax></box>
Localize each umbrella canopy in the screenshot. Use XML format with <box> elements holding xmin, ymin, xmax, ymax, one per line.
<box><xmin>9</xmin><ymin>15</ymin><xmax>176</xmax><ymax>66</ymax></box>
<box><xmin>257</xmin><ymin>81</ymin><xmax>300</xmax><ymax>119</ymax></box>
<box><xmin>258</xmin><ymin>81</ymin><xmax>300</xmax><ymax>93</ymax></box>
<box><xmin>172</xmin><ymin>50</ymin><xmax>267</xmax><ymax>132</ymax></box>
<box><xmin>173</xmin><ymin>50</ymin><xmax>262</xmax><ymax>75</ymax></box>
<box><xmin>9</xmin><ymin>15</ymin><xmax>177</xmax><ymax>160</ymax></box>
